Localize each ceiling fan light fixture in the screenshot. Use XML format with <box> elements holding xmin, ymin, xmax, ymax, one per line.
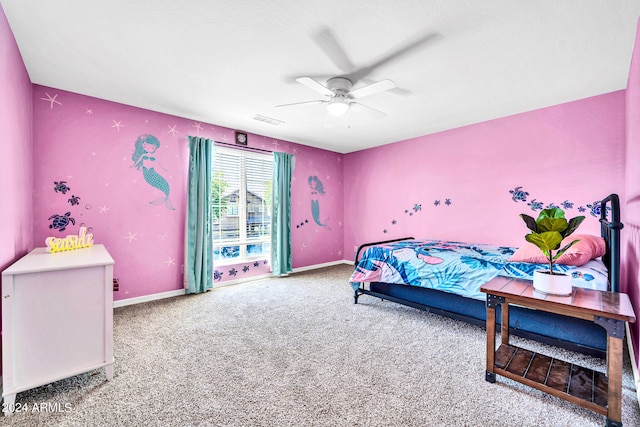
<box><xmin>327</xmin><ymin>98</ymin><xmax>349</xmax><ymax>116</ymax></box>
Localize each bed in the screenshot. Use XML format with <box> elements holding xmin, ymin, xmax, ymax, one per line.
<box><xmin>350</xmin><ymin>194</ymin><xmax>623</xmax><ymax>358</ymax></box>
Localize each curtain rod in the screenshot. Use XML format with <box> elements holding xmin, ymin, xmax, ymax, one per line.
<box><xmin>214</xmin><ymin>141</ymin><xmax>273</xmax><ymax>154</ymax></box>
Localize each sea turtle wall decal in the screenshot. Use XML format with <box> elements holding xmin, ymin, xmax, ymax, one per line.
<box><xmin>53</xmin><ymin>181</ymin><xmax>71</xmax><ymax>194</ymax></box>
<box><xmin>48</xmin><ymin>212</ymin><xmax>76</xmax><ymax>232</ymax></box>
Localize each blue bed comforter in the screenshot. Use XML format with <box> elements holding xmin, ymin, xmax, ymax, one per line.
<box><xmin>349</xmin><ymin>239</ymin><xmax>608</xmax><ymax>300</ymax></box>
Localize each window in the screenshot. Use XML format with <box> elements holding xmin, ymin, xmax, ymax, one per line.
<box><xmin>211</xmin><ymin>146</ymin><xmax>273</xmax><ymax>264</ymax></box>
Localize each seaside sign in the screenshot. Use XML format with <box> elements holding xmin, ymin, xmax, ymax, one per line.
<box><xmin>45</xmin><ymin>226</ymin><xmax>94</xmax><ymax>253</ymax></box>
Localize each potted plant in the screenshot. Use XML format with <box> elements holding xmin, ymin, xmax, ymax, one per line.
<box><xmin>519</xmin><ymin>207</ymin><xmax>585</xmax><ymax>295</ymax></box>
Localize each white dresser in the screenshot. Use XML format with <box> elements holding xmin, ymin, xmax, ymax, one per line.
<box><xmin>1</xmin><ymin>244</ymin><xmax>114</xmax><ymax>414</ymax></box>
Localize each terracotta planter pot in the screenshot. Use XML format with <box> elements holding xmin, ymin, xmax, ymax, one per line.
<box><xmin>533</xmin><ymin>270</ymin><xmax>573</xmax><ymax>296</ymax></box>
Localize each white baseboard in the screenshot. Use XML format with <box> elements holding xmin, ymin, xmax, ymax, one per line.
<box><xmin>113</xmin><ymin>289</ymin><xmax>186</xmax><ymax>308</ymax></box>
<box><xmin>626</xmin><ymin>324</ymin><xmax>640</xmax><ymax>406</ymax></box>
<box><xmin>113</xmin><ymin>260</ymin><xmax>353</xmax><ymax>307</ymax></box>
<box><xmin>292</xmin><ymin>259</ymin><xmax>352</xmax><ymax>273</ymax></box>
<box><xmin>216</xmin><ymin>260</ymin><xmax>351</xmax><ymax>286</ymax></box>
<box><xmin>212</xmin><ymin>272</ymin><xmax>274</xmax><ymax>288</ymax></box>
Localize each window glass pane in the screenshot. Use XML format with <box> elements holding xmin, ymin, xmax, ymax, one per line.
<box><xmin>246</xmin><ymin>156</ymin><xmax>272</xmax><ymax>241</ymax></box>
<box><xmin>213</xmin><ymin>243</ymin><xmax>271</xmax><ymax>263</ymax></box>
<box><xmin>214</xmin><ymin>245</ymin><xmax>240</xmax><ymax>262</ymax></box>
<box><xmin>211</xmin><ymin>151</ymin><xmax>240</xmax><ymax>241</ymax></box>
<box><xmin>247</xmin><ymin>242</ymin><xmax>270</xmax><ymax>258</ymax></box>
<box><xmin>211</xmin><ymin>146</ymin><xmax>273</xmax><ymax>265</ymax></box>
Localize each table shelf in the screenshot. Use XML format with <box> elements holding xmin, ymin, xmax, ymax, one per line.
<box><xmin>494</xmin><ymin>344</ymin><xmax>608</xmax><ymax>415</ymax></box>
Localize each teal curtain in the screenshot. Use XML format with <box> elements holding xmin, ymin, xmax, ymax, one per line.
<box><xmin>271</xmin><ymin>152</ymin><xmax>294</xmax><ymax>276</ymax></box>
<box><xmin>185</xmin><ymin>136</ymin><xmax>213</xmax><ymax>293</ymax></box>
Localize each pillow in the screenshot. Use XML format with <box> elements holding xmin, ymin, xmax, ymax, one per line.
<box><xmin>508</xmin><ymin>234</ymin><xmax>606</xmax><ymax>266</ymax></box>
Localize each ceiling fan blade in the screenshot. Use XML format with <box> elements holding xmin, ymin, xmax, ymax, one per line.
<box><xmin>363</xmin><ymin>78</ymin><xmax>414</xmax><ymax>95</ymax></box>
<box><xmin>276</xmin><ymin>99</ymin><xmax>325</xmax><ymax>108</ymax></box>
<box><xmin>295</xmin><ymin>77</ymin><xmax>334</xmax><ymax>96</ymax></box>
<box><xmin>350</xmin><ymin>80</ymin><xmax>396</xmax><ymax>99</ymax></box>
<box><xmin>311</xmin><ymin>27</ymin><xmax>355</xmax><ymax>73</ymax></box>
<box><xmin>350</xmin><ymin>102</ymin><xmax>387</xmax><ymax>119</ymax></box>
<box><xmin>348</xmin><ymin>31</ymin><xmax>441</xmax><ymax>83</ymax></box>
<box><xmin>371</xmin><ymin>32</ymin><xmax>440</xmax><ymax>70</ymax></box>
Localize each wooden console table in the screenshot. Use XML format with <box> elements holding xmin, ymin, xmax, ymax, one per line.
<box><xmin>481</xmin><ymin>277</ymin><xmax>636</xmax><ymax>427</ymax></box>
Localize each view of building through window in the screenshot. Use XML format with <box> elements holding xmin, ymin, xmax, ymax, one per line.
<box><xmin>211</xmin><ymin>146</ymin><xmax>273</xmax><ymax>264</ymax></box>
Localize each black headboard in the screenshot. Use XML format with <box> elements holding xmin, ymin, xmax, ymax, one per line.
<box><xmin>600</xmin><ymin>194</ymin><xmax>623</xmax><ymax>293</ymax></box>
<box><xmin>354</xmin><ymin>236</ymin><xmax>414</xmax><ymax>264</ymax></box>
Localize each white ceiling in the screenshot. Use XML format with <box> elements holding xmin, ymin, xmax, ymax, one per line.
<box><xmin>2</xmin><ymin>1</ymin><xmax>639</xmax><ymax>154</ymax></box>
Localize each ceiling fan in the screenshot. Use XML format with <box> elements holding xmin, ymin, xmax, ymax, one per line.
<box><xmin>276</xmin><ymin>76</ymin><xmax>395</xmax><ymax>118</ymax></box>
<box><xmin>277</xmin><ymin>27</ymin><xmax>440</xmax><ymax>120</ymax></box>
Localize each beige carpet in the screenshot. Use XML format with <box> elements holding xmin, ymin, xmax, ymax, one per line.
<box><xmin>3</xmin><ymin>264</ymin><xmax>639</xmax><ymax>426</ymax></box>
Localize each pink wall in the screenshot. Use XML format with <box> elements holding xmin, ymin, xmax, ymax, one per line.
<box><xmin>0</xmin><ymin>6</ymin><xmax>33</xmax><ymax>268</ymax></box>
<box><xmin>624</xmin><ymin>17</ymin><xmax>640</xmax><ymax>371</ymax></box>
<box><xmin>344</xmin><ymin>91</ymin><xmax>626</xmax><ymax>259</ymax></box>
<box><xmin>0</xmin><ymin>5</ymin><xmax>34</xmax><ymax>375</ymax></box>
<box><xmin>32</xmin><ymin>87</ymin><xmax>343</xmax><ymax>300</ymax></box>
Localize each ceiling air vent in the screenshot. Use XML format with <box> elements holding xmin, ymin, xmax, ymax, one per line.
<box><xmin>253</xmin><ymin>114</ymin><xmax>284</xmax><ymax>126</ymax></box>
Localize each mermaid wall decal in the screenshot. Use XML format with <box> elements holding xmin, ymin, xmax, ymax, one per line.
<box><xmin>131</xmin><ymin>134</ymin><xmax>175</xmax><ymax>210</ymax></box>
<box><xmin>308</xmin><ymin>175</ymin><xmax>330</xmax><ymax>230</ymax></box>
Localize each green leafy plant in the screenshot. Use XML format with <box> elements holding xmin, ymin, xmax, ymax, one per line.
<box><xmin>519</xmin><ymin>208</ymin><xmax>585</xmax><ymax>275</ymax></box>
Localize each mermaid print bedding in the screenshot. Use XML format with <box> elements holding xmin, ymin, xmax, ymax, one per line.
<box><xmin>349</xmin><ymin>239</ymin><xmax>609</xmax><ymax>300</ymax></box>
